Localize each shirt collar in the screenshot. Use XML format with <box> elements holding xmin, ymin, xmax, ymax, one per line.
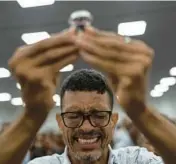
<box><xmin>63</xmin><ymin>145</ymin><xmax>115</xmax><ymax>164</ymax></box>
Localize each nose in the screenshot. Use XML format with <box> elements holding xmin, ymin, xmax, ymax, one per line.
<box><xmin>79</xmin><ymin>119</ymin><xmax>94</xmax><ymax>131</ymax></box>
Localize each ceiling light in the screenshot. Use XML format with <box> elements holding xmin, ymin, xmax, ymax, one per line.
<box><xmin>118</xmin><ymin>20</ymin><xmax>147</xmax><ymax>36</ymax></box>
<box><xmin>17</xmin><ymin>0</ymin><xmax>55</xmax><ymax>8</ymax></box>
<box><xmin>16</xmin><ymin>83</ymin><xmax>21</xmax><ymax>90</ymax></box>
<box><xmin>160</xmin><ymin>77</ymin><xmax>176</xmax><ymax>86</ymax></box>
<box><xmin>56</xmin><ymin>101</ymin><xmax>60</xmax><ymax>106</ymax></box>
<box><xmin>53</xmin><ymin>94</ymin><xmax>60</xmax><ymax>102</ymax></box>
<box><xmin>0</xmin><ymin>93</ymin><xmax>11</xmax><ymax>101</ymax></box>
<box><xmin>150</xmin><ymin>90</ymin><xmax>163</xmax><ymax>97</ymax></box>
<box><xmin>60</xmin><ymin>64</ymin><xmax>74</xmax><ymax>72</ymax></box>
<box><xmin>11</xmin><ymin>97</ymin><xmax>23</xmax><ymax>106</ymax></box>
<box><xmin>0</xmin><ymin>68</ymin><xmax>11</xmax><ymax>78</ymax></box>
<box><xmin>21</xmin><ymin>32</ymin><xmax>50</xmax><ymax>45</ymax></box>
<box><xmin>170</xmin><ymin>67</ymin><xmax>176</xmax><ymax>76</ymax></box>
<box><xmin>53</xmin><ymin>94</ymin><xmax>60</xmax><ymax>106</ymax></box>
<box><xmin>154</xmin><ymin>84</ymin><xmax>169</xmax><ymax>93</ymax></box>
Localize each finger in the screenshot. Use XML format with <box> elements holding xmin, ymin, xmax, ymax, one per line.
<box><xmin>119</xmin><ymin>52</ymin><xmax>153</xmax><ymax>66</ymax></box>
<box><xmin>49</xmin><ymin>54</ymin><xmax>78</xmax><ymax>73</ymax></box>
<box><xmin>27</xmin><ymin>28</ymin><xmax>76</xmax><ymax>57</ymax></box>
<box><xmin>84</xmin><ymin>26</ymin><xmax>116</xmax><ymax>37</ymax></box>
<box><xmin>80</xmin><ymin>51</ymin><xmax>145</xmax><ymax>77</ymax></box>
<box><xmin>20</xmin><ymin>28</ymin><xmax>76</xmax><ymax>57</ymax></box>
<box><xmin>84</xmin><ymin>27</ymin><xmax>154</xmax><ymax>56</ymax></box>
<box><xmin>80</xmin><ymin>51</ymin><xmax>115</xmax><ymax>75</ymax></box>
<box><xmin>9</xmin><ymin>45</ymin><xmax>78</xmax><ymax>74</ymax></box>
<box><xmin>9</xmin><ymin>28</ymin><xmax>76</xmax><ymax>69</ymax></box>
<box><xmin>33</xmin><ymin>45</ymin><xmax>78</xmax><ymax>66</ymax></box>
<box><xmin>75</xmin><ymin>35</ymin><xmax>149</xmax><ymax>64</ymax></box>
<box><xmin>76</xmin><ymin>37</ymin><xmax>124</xmax><ymax>62</ymax></box>
<box><xmin>76</xmin><ymin>35</ymin><xmax>115</xmax><ymax>59</ymax></box>
<box><xmin>82</xmin><ymin>33</ymin><xmax>153</xmax><ymax>56</ymax></box>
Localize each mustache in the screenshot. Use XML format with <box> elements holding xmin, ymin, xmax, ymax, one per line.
<box><xmin>73</xmin><ymin>129</ymin><xmax>104</xmax><ymax>138</ymax></box>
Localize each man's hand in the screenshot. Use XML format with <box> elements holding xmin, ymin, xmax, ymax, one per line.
<box><xmin>74</xmin><ymin>27</ymin><xmax>154</xmax><ymax>113</ymax></box>
<box><xmin>9</xmin><ymin>28</ymin><xmax>78</xmax><ymax>114</ymax></box>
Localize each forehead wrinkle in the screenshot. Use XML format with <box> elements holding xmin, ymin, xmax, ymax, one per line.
<box><xmin>62</xmin><ymin>91</ymin><xmax>111</xmax><ymax>112</ymax></box>
<box><xmin>63</xmin><ymin>104</ymin><xmax>109</xmax><ymax>113</ymax></box>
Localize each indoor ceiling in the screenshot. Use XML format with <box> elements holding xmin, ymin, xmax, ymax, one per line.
<box><xmin>0</xmin><ymin>1</ymin><xmax>176</xmax><ymax>132</ymax></box>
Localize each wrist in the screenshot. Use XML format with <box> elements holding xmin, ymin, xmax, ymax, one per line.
<box><xmin>24</xmin><ymin>108</ymin><xmax>49</xmax><ymax>123</ymax></box>
<box><xmin>125</xmin><ymin>101</ymin><xmax>147</xmax><ymax>119</ymax></box>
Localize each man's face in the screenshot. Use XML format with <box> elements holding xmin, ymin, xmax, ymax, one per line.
<box><xmin>56</xmin><ymin>91</ymin><xmax>118</xmax><ymax>162</ymax></box>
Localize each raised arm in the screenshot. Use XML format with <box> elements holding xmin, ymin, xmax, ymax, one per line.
<box><xmin>0</xmin><ymin>28</ymin><xmax>78</xmax><ymax>164</ymax></box>
<box><xmin>75</xmin><ymin>26</ymin><xmax>176</xmax><ymax>164</ymax></box>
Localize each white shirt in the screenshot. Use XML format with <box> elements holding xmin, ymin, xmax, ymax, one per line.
<box><xmin>28</xmin><ymin>146</ymin><xmax>164</xmax><ymax>164</ymax></box>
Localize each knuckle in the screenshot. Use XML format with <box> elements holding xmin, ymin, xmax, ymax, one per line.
<box><xmin>14</xmin><ymin>67</ymin><xmax>38</xmax><ymax>83</ymax></box>
<box><xmin>142</xmin><ymin>42</ymin><xmax>155</xmax><ymax>56</ymax></box>
<box><xmin>43</xmin><ymin>50</ymin><xmax>55</xmax><ymax>61</ymax></box>
<box><xmin>135</xmin><ymin>65</ymin><xmax>145</xmax><ymax>77</ymax></box>
<box><xmin>15</xmin><ymin>45</ymin><xmax>26</xmax><ymax>54</ymax></box>
<box><xmin>135</xmin><ymin>40</ymin><xmax>154</xmax><ymax>56</ymax></box>
<box><xmin>8</xmin><ymin>58</ymin><xmax>14</xmax><ymax>69</ymax></box>
<box><xmin>27</xmin><ymin>71</ymin><xmax>43</xmax><ymax>83</ymax></box>
<box><xmin>8</xmin><ymin>46</ymin><xmax>27</xmax><ymax>69</ymax></box>
<box><xmin>15</xmin><ymin>66</ymin><xmax>26</xmax><ymax>79</ymax></box>
<box><xmin>145</xmin><ymin>57</ymin><xmax>153</xmax><ymax>67</ymax></box>
<box><xmin>34</xmin><ymin>40</ymin><xmax>48</xmax><ymax>50</ymax></box>
<box><xmin>149</xmin><ymin>47</ymin><xmax>155</xmax><ymax>57</ymax></box>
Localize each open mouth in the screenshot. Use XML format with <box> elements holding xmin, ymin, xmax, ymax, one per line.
<box><xmin>77</xmin><ymin>137</ymin><xmax>100</xmax><ymax>144</ymax></box>
<box><xmin>74</xmin><ymin>136</ymin><xmax>101</xmax><ymax>150</ymax></box>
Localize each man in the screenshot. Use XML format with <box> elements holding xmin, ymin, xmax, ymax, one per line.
<box><xmin>0</xmin><ymin>26</ymin><xmax>176</xmax><ymax>164</ymax></box>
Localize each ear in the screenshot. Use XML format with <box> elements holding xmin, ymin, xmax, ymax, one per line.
<box><xmin>56</xmin><ymin>113</ymin><xmax>64</xmax><ymax>131</ymax></box>
<box><xmin>112</xmin><ymin>113</ymin><xmax>118</xmax><ymax>126</ymax></box>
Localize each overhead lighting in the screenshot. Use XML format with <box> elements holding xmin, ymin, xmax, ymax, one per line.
<box><xmin>21</xmin><ymin>32</ymin><xmax>50</xmax><ymax>45</ymax></box>
<box><xmin>60</xmin><ymin>64</ymin><xmax>74</xmax><ymax>72</ymax></box>
<box><xmin>53</xmin><ymin>94</ymin><xmax>60</xmax><ymax>102</ymax></box>
<box><xmin>0</xmin><ymin>68</ymin><xmax>11</xmax><ymax>78</ymax></box>
<box><xmin>150</xmin><ymin>90</ymin><xmax>163</xmax><ymax>97</ymax></box>
<box><xmin>17</xmin><ymin>0</ymin><xmax>55</xmax><ymax>8</ymax></box>
<box><xmin>56</xmin><ymin>101</ymin><xmax>60</xmax><ymax>106</ymax></box>
<box><xmin>0</xmin><ymin>93</ymin><xmax>11</xmax><ymax>101</ymax></box>
<box><xmin>154</xmin><ymin>84</ymin><xmax>169</xmax><ymax>93</ymax></box>
<box><xmin>118</xmin><ymin>20</ymin><xmax>147</xmax><ymax>36</ymax></box>
<box><xmin>53</xmin><ymin>94</ymin><xmax>60</xmax><ymax>106</ymax></box>
<box><xmin>16</xmin><ymin>83</ymin><xmax>21</xmax><ymax>90</ymax></box>
<box><xmin>11</xmin><ymin>97</ymin><xmax>23</xmax><ymax>106</ymax></box>
<box><xmin>170</xmin><ymin>67</ymin><xmax>176</xmax><ymax>76</ymax></box>
<box><xmin>160</xmin><ymin>77</ymin><xmax>176</xmax><ymax>86</ymax></box>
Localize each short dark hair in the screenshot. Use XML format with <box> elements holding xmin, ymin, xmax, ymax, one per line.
<box><xmin>60</xmin><ymin>69</ymin><xmax>114</xmax><ymax>110</ymax></box>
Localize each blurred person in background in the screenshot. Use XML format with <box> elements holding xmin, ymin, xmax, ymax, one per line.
<box><xmin>30</xmin><ymin>132</ymin><xmax>65</xmax><ymax>160</ymax></box>
<box><xmin>112</xmin><ymin>118</ymin><xmax>135</xmax><ymax>149</ymax></box>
